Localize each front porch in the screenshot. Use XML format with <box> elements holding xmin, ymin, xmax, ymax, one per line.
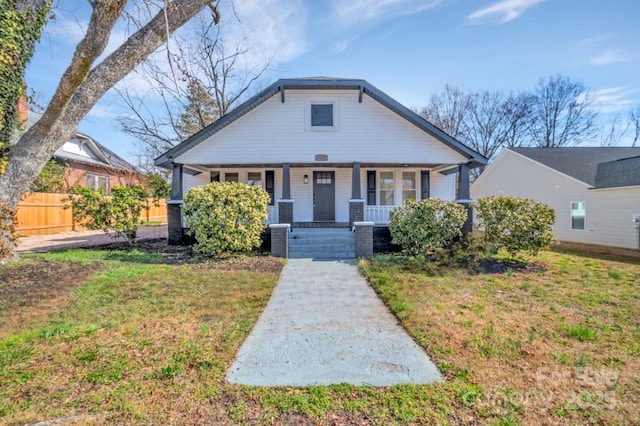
<box><xmin>167</xmin><ymin>161</ymin><xmax>473</xmax><ymax>245</ymax></box>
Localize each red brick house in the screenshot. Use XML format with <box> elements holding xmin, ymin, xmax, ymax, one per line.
<box><xmin>26</xmin><ymin>111</ymin><xmax>143</xmax><ymax>194</ymax></box>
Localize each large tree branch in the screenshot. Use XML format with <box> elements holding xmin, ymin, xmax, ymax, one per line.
<box><xmin>1</xmin><ymin>0</ymin><xmax>216</xmax><ymax>207</ymax></box>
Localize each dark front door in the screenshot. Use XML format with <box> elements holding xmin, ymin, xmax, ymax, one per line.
<box><xmin>313</xmin><ymin>171</ymin><xmax>335</xmax><ymax>221</ymax></box>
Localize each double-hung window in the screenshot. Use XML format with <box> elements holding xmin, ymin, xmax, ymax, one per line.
<box><xmin>247</xmin><ymin>172</ymin><xmax>262</xmax><ymax>187</ymax></box>
<box><xmin>402</xmin><ymin>172</ymin><xmax>416</xmax><ymax>202</ymax></box>
<box><xmin>86</xmin><ymin>173</ymin><xmax>109</xmax><ymax>194</ymax></box>
<box><xmin>380</xmin><ymin>172</ymin><xmax>395</xmax><ymax>206</ymax></box>
<box><xmin>225</xmin><ymin>173</ymin><xmax>238</xmax><ymax>183</ymax></box>
<box><xmin>570</xmin><ymin>202</ymin><xmax>586</xmax><ymax>230</ymax></box>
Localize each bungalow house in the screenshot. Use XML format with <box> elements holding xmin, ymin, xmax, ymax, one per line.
<box><xmin>24</xmin><ymin>110</ymin><xmax>143</xmax><ymax>194</ymax></box>
<box><xmin>155</xmin><ymin>77</ymin><xmax>487</xmax><ymax>245</ymax></box>
<box><xmin>471</xmin><ymin>147</ymin><xmax>640</xmax><ymax>250</ymax></box>
<box><xmin>53</xmin><ymin>132</ymin><xmax>142</xmax><ymax>194</ymax></box>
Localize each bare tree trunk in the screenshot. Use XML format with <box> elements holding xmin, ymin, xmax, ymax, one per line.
<box><xmin>0</xmin><ymin>0</ymin><xmax>217</xmax><ymax>263</ymax></box>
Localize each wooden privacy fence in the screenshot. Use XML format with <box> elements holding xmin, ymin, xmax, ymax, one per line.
<box><xmin>15</xmin><ymin>193</ymin><xmax>167</xmax><ymax>236</ymax></box>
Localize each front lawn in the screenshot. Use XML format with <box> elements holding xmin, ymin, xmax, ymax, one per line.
<box><xmin>1</xmin><ymin>244</ymin><xmax>638</xmax><ymax>424</ymax></box>
<box><xmin>362</xmin><ymin>250</ymin><xmax>640</xmax><ymax>425</ymax></box>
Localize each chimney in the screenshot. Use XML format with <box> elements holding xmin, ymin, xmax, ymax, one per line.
<box><xmin>17</xmin><ymin>87</ymin><xmax>28</xmax><ymax>126</ymax></box>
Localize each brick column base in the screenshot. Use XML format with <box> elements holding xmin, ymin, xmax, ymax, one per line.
<box><xmin>278</xmin><ymin>200</ymin><xmax>294</xmax><ymax>224</ymax></box>
<box><xmin>354</xmin><ymin>221</ymin><xmax>374</xmax><ymax>258</ymax></box>
<box><xmin>349</xmin><ymin>199</ymin><xmax>365</xmax><ymax>226</ymax></box>
<box><xmin>270</xmin><ymin>224</ymin><xmax>290</xmax><ymax>258</ymax></box>
<box><xmin>167</xmin><ymin>201</ymin><xmax>184</xmax><ymax>245</ymax></box>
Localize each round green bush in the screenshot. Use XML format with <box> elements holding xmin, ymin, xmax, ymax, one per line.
<box><xmin>389</xmin><ymin>198</ymin><xmax>467</xmax><ymax>256</ymax></box>
<box><xmin>183</xmin><ymin>182</ymin><xmax>270</xmax><ymax>257</ymax></box>
<box><xmin>474</xmin><ymin>196</ymin><xmax>555</xmax><ymax>256</ymax></box>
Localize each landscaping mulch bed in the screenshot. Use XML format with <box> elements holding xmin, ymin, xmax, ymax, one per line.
<box><xmin>89</xmin><ymin>238</ymin><xmax>283</xmax><ymax>272</ymax></box>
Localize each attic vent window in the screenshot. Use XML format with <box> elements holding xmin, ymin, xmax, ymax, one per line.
<box><xmin>307</xmin><ymin>101</ymin><xmax>337</xmax><ymax>130</ymax></box>
<box><xmin>311</xmin><ymin>104</ymin><xmax>333</xmax><ymax>126</ymax></box>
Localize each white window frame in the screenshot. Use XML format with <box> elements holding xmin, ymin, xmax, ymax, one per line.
<box><xmin>247</xmin><ymin>171</ymin><xmax>263</xmax><ymax>187</ymax></box>
<box><xmin>85</xmin><ymin>173</ymin><xmax>109</xmax><ymax>194</ymax></box>
<box><xmin>570</xmin><ymin>201</ymin><xmax>586</xmax><ymax>230</ymax></box>
<box><xmin>402</xmin><ymin>171</ymin><xmax>417</xmax><ymax>202</ymax></box>
<box><xmin>379</xmin><ymin>170</ymin><xmax>396</xmax><ymax>206</ymax></box>
<box><xmin>306</xmin><ymin>100</ymin><xmax>338</xmax><ymax>130</ymax></box>
<box><xmin>224</xmin><ymin>172</ymin><xmax>239</xmax><ymax>183</ymax></box>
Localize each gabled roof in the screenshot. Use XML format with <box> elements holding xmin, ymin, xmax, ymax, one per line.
<box><xmin>154</xmin><ymin>77</ymin><xmax>488</xmax><ymax>169</ymax></box>
<box><xmin>510</xmin><ymin>147</ymin><xmax>640</xmax><ymax>187</ymax></box>
<box><xmin>26</xmin><ymin>111</ymin><xmax>139</xmax><ymax>174</ymax></box>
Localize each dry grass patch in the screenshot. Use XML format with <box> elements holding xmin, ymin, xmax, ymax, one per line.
<box><xmin>3</xmin><ymin>243</ymin><xmax>638</xmax><ymax>425</ymax></box>
<box><xmin>362</xmin><ymin>251</ymin><xmax>640</xmax><ymax>425</ymax></box>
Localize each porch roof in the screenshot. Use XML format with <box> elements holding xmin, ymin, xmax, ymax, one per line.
<box><xmin>155</xmin><ymin>78</ymin><xmax>488</xmax><ymax>170</ymax></box>
<box><xmin>179</xmin><ymin>162</ymin><xmax>461</xmax><ymax>176</ymax></box>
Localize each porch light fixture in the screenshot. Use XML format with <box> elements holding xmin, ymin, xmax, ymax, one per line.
<box><xmin>303</xmin><ymin>174</ymin><xmax>309</xmax><ymax>184</ymax></box>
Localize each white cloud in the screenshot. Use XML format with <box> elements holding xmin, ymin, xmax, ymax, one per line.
<box><xmin>589</xmin><ymin>50</ymin><xmax>629</xmax><ymax>66</ymax></box>
<box><xmin>220</xmin><ymin>0</ymin><xmax>308</xmax><ymax>66</ymax></box>
<box><xmin>332</xmin><ymin>0</ymin><xmax>442</xmax><ymax>27</ymax></box>
<box><xmin>45</xmin><ymin>15</ymin><xmax>88</xmax><ymax>44</ymax></box>
<box><xmin>576</xmin><ymin>33</ymin><xmax>614</xmax><ymax>47</ymax></box>
<box><xmin>87</xmin><ymin>103</ymin><xmax>118</xmax><ymax>119</ymax></box>
<box><xmin>591</xmin><ymin>86</ymin><xmax>636</xmax><ymax>113</ymax></box>
<box><xmin>468</xmin><ymin>0</ymin><xmax>545</xmax><ymax>24</ymax></box>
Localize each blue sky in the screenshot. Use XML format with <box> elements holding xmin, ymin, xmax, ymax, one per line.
<box><xmin>25</xmin><ymin>0</ymin><xmax>640</xmax><ymax>162</ymax></box>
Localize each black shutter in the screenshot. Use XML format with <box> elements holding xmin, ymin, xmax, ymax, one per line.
<box><xmin>265</xmin><ymin>170</ymin><xmax>275</xmax><ymax>205</ymax></box>
<box><xmin>367</xmin><ymin>171</ymin><xmax>376</xmax><ymax>205</ymax></box>
<box><xmin>420</xmin><ymin>171</ymin><xmax>430</xmax><ymax>199</ymax></box>
<box><xmin>210</xmin><ymin>171</ymin><xmax>220</xmax><ymax>182</ymax></box>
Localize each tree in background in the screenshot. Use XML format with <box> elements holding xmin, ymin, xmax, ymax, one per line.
<box><xmin>68</xmin><ymin>185</ymin><xmax>149</xmax><ymax>244</ymax></box>
<box><xmin>598</xmin><ymin>113</ymin><xmax>630</xmax><ymax>147</ymax></box>
<box><xmin>419</xmin><ymin>84</ymin><xmax>472</xmax><ymax>140</ymax></box>
<box><xmin>529</xmin><ymin>75</ymin><xmax>597</xmax><ymax>147</ymax></box>
<box><xmin>0</xmin><ymin>0</ymin><xmax>220</xmax><ymax>263</ymax></box>
<box><xmin>144</xmin><ymin>172</ymin><xmax>171</xmax><ymax>201</ymax></box>
<box><xmin>420</xmin><ymin>75</ymin><xmax>608</xmax><ymax>169</ymax></box>
<box><xmin>118</xmin><ymin>14</ymin><xmax>270</xmax><ymax>172</ymax></box>
<box><xmin>630</xmin><ymin>105</ymin><xmax>640</xmax><ymax>147</ymax></box>
<box><xmin>0</xmin><ymin>0</ymin><xmax>51</xmax><ymax>173</ymax></box>
<box><xmin>29</xmin><ymin>159</ymin><xmax>69</xmax><ymax>193</ymax></box>
<box><xmin>420</xmin><ymin>86</ymin><xmax>532</xmax><ymax>175</ymax></box>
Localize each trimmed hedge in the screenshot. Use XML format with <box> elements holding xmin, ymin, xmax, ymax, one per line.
<box><xmin>183</xmin><ymin>182</ymin><xmax>270</xmax><ymax>257</ymax></box>
<box><xmin>474</xmin><ymin>196</ymin><xmax>555</xmax><ymax>256</ymax></box>
<box><xmin>389</xmin><ymin>198</ymin><xmax>467</xmax><ymax>256</ymax></box>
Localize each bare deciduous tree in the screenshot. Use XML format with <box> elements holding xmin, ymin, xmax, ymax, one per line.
<box><xmin>629</xmin><ymin>105</ymin><xmax>640</xmax><ymax>147</ymax></box>
<box><xmin>598</xmin><ymin>113</ymin><xmax>630</xmax><ymax>147</ymax></box>
<box><xmin>118</xmin><ymin>14</ymin><xmax>271</xmax><ymax>171</ymax></box>
<box><xmin>529</xmin><ymin>75</ymin><xmax>597</xmax><ymax>147</ymax></box>
<box><xmin>0</xmin><ymin>0</ymin><xmax>219</xmax><ymax>262</ymax></box>
<box><xmin>419</xmin><ymin>86</ymin><xmax>533</xmax><ymax>174</ymax></box>
<box><xmin>419</xmin><ymin>84</ymin><xmax>472</xmax><ymax>139</ymax></box>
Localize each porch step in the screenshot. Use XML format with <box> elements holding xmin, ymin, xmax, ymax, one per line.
<box><xmin>288</xmin><ymin>228</ymin><xmax>356</xmax><ymax>259</ymax></box>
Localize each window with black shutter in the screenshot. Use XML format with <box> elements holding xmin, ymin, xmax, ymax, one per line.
<box><xmin>265</xmin><ymin>170</ymin><xmax>275</xmax><ymax>205</ymax></box>
<box><xmin>367</xmin><ymin>171</ymin><xmax>376</xmax><ymax>205</ymax></box>
<box><xmin>421</xmin><ymin>171</ymin><xmax>430</xmax><ymax>199</ymax></box>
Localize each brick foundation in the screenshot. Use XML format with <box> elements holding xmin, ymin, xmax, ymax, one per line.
<box><xmin>270</xmin><ymin>224</ymin><xmax>290</xmax><ymax>258</ymax></box>
<box><xmin>278</xmin><ymin>200</ymin><xmax>294</xmax><ymax>224</ymax></box>
<box><xmin>348</xmin><ymin>199</ymin><xmax>364</xmax><ymax>226</ymax></box>
<box><xmin>354</xmin><ymin>221</ymin><xmax>374</xmax><ymax>258</ymax></box>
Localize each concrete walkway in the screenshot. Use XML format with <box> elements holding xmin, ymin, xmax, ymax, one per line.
<box><xmin>226</xmin><ymin>258</ymin><xmax>443</xmax><ymax>387</ymax></box>
<box><xmin>16</xmin><ymin>226</ymin><xmax>167</xmax><ymax>253</ymax></box>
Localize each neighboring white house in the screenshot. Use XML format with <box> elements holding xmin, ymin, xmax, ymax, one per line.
<box><xmin>155</xmin><ymin>78</ymin><xmax>487</xmax><ymax>243</ymax></box>
<box><xmin>471</xmin><ymin>147</ymin><xmax>640</xmax><ymax>250</ymax></box>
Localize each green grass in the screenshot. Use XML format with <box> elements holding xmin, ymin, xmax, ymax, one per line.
<box><xmin>361</xmin><ymin>251</ymin><xmax>640</xmax><ymax>425</ymax></box>
<box><xmin>1</xmin><ymin>247</ymin><xmax>639</xmax><ymax>425</ymax></box>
